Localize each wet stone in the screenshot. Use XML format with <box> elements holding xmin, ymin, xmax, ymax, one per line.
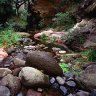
<box><xmin>66</xmin><ymin>81</ymin><xmax>76</xmax><ymax>87</ymax></box>
<box><xmin>50</xmin><ymin>77</ymin><xmax>56</xmax><ymax>84</ymax></box>
<box><xmin>60</xmin><ymin>86</ymin><xmax>67</xmax><ymax>95</ymax></box>
<box><xmin>56</xmin><ymin>76</ymin><xmax>65</xmax><ymax>85</ymax></box>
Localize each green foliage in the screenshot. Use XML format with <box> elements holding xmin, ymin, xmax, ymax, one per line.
<box><xmin>40</xmin><ymin>34</ymin><xmax>49</xmax><ymax>43</ymax></box>
<box><xmin>52</xmin><ymin>12</ymin><xmax>75</xmax><ymax>31</ymax></box>
<box><xmin>39</xmin><ymin>19</ymin><xmax>45</xmax><ymax>28</ymax></box>
<box><xmin>40</xmin><ymin>34</ymin><xmax>57</xmax><ymax>43</ymax></box>
<box><xmin>19</xmin><ymin>9</ymin><xmax>28</xmax><ymax>21</ymax></box>
<box><xmin>0</xmin><ymin>28</ymin><xmax>21</xmax><ymax>47</ymax></box>
<box><xmin>81</xmin><ymin>49</ymin><xmax>96</xmax><ymax>62</ymax></box>
<box><xmin>59</xmin><ymin>62</ymin><xmax>69</xmax><ymax>72</ymax></box>
<box><xmin>6</xmin><ymin>16</ymin><xmax>27</xmax><ymax>31</ymax></box>
<box><xmin>59</xmin><ymin>62</ymin><xmax>81</xmax><ymax>73</ymax></box>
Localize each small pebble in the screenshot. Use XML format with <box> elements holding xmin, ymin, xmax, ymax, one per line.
<box><xmin>60</xmin><ymin>86</ymin><xmax>67</xmax><ymax>95</ymax></box>
<box><xmin>64</xmin><ymin>72</ymin><xmax>74</xmax><ymax>78</ymax></box>
<box><xmin>66</xmin><ymin>81</ymin><xmax>76</xmax><ymax>87</ymax></box>
<box><xmin>52</xmin><ymin>83</ymin><xmax>59</xmax><ymax>89</ymax></box>
<box><xmin>56</xmin><ymin>76</ymin><xmax>65</xmax><ymax>85</ymax></box>
<box><xmin>50</xmin><ymin>77</ymin><xmax>56</xmax><ymax>84</ymax></box>
<box><xmin>52</xmin><ymin>47</ymin><xmax>61</xmax><ymax>52</ymax></box>
<box><xmin>23</xmin><ymin>49</ymin><xmax>30</xmax><ymax>54</ymax></box>
<box><xmin>37</xmin><ymin>88</ymin><xmax>43</xmax><ymax>92</ymax></box>
<box><xmin>59</xmin><ymin>50</ymin><xmax>66</xmax><ymax>54</ymax></box>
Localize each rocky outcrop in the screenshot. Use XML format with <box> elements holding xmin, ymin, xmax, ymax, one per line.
<box><xmin>73</xmin><ymin>0</ymin><xmax>96</xmax><ymax>21</ymax></box>
<box><xmin>64</xmin><ymin>19</ymin><xmax>96</xmax><ymax>50</ymax></box>
<box><xmin>25</xmin><ymin>51</ymin><xmax>63</xmax><ymax>76</ymax></box>
<box><xmin>76</xmin><ymin>64</ymin><xmax>96</xmax><ymax>90</ymax></box>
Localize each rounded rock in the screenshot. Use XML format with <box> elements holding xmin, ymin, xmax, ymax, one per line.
<box><xmin>60</xmin><ymin>86</ymin><xmax>67</xmax><ymax>95</ymax></box>
<box><xmin>66</xmin><ymin>81</ymin><xmax>76</xmax><ymax>87</ymax></box>
<box><xmin>56</xmin><ymin>76</ymin><xmax>65</xmax><ymax>85</ymax></box>
<box><xmin>0</xmin><ymin>86</ymin><xmax>10</xmax><ymax>96</ymax></box>
<box><xmin>52</xmin><ymin>83</ymin><xmax>59</xmax><ymax>89</ymax></box>
<box><xmin>1</xmin><ymin>74</ymin><xmax>21</xmax><ymax>95</ymax></box>
<box><xmin>76</xmin><ymin>90</ymin><xmax>90</xmax><ymax>96</ymax></box>
<box><xmin>25</xmin><ymin>51</ymin><xmax>63</xmax><ymax>76</ymax></box>
<box><xmin>13</xmin><ymin>58</ymin><xmax>25</xmax><ymax>67</ymax></box>
<box><xmin>19</xmin><ymin>67</ymin><xmax>49</xmax><ymax>87</ymax></box>
<box><xmin>50</xmin><ymin>77</ymin><xmax>56</xmax><ymax>84</ymax></box>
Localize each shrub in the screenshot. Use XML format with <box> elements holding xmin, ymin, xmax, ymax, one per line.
<box><xmin>0</xmin><ymin>28</ymin><xmax>21</xmax><ymax>47</ymax></box>
<box><xmin>6</xmin><ymin>16</ymin><xmax>27</xmax><ymax>31</ymax></box>
<box><xmin>81</xmin><ymin>49</ymin><xmax>96</xmax><ymax>62</ymax></box>
<box><xmin>59</xmin><ymin>61</ymin><xmax>81</xmax><ymax>73</ymax></box>
<box><xmin>52</xmin><ymin>12</ymin><xmax>75</xmax><ymax>31</ymax></box>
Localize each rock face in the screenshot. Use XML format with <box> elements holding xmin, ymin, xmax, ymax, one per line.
<box><xmin>19</xmin><ymin>67</ymin><xmax>49</xmax><ymax>87</ymax></box>
<box><xmin>74</xmin><ymin>0</ymin><xmax>96</xmax><ymax>21</ymax></box>
<box><xmin>1</xmin><ymin>74</ymin><xmax>21</xmax><ymax>95</ymax></box>
<box><xmin>65</xmin><ymin>19</ymin><xmax>96</xmax><ymax>51</ymax></box>
<box><xmin>25</xmin><ymin>51</ymin><xmax>63</xmax><ymax>76</ymax></box>
<box><xmin>76</xmin><ymin>64</ymin><xmax>96</xmax><ymax>90</ymax></box>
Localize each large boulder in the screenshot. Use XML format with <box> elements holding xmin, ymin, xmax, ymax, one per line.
<box><xmin>19</xmin><ymin>67</ymin><xmax>49</xmax><ymax>87</ymax></box>
<box><xmin>1</xmin><ymin>74</ymin><xmax>21</xmax><ymax>95</ymax></box>
<box><xmin>25</xmin><ymin>51</ymin><xmax>63</xmax><ymax>76</ymax></box>
<box><xmin>65</xmin><ymin>19</ymin><xmax>96</xmax><ymax>51</ymax></box>
<box><xmin>76</xmin><ymin>64</ymin><xmax>96</xmax><ymax>90</ymax></box>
